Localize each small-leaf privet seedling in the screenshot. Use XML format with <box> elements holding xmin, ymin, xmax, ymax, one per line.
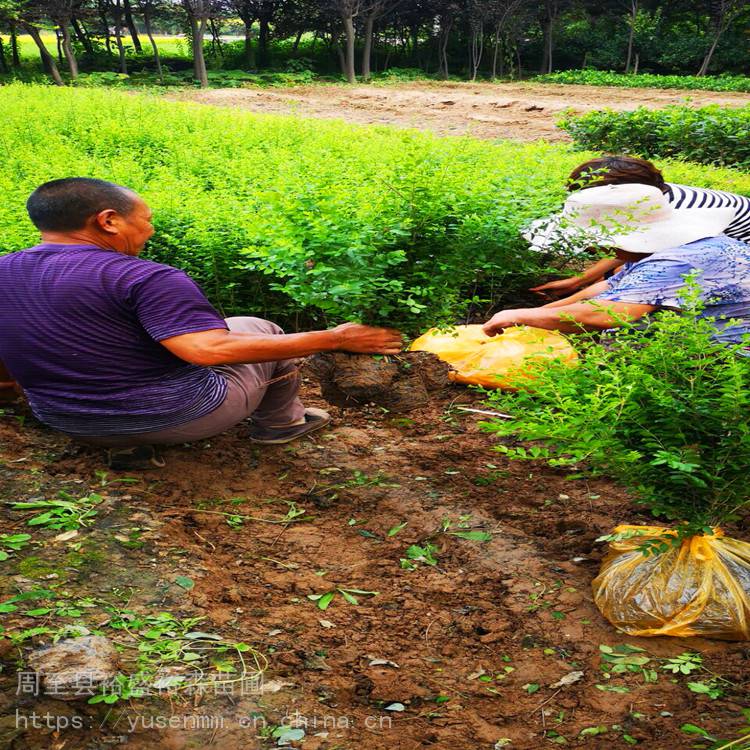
<box><xmin>486</xmin><ymin>281</ymin><xmax>750</xmax><ymax>542</ymax></box>
<box><xmin>560</xmin><ymin>102</ymin><xmax>750</xmax><ymax>169</ymax></box>
<box><xmin>539</xmin><ymin>70</ymin><xmax>750</xmax><ymax>94</ymax></box>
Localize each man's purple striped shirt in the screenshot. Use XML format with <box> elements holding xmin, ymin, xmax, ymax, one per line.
<box><xmin>0</xmin><ymin>244</ymin><xmax>228</xmax><ymax>436</ymax></box>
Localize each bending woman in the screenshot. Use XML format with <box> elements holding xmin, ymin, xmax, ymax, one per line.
<box><xmin>529</xmin><ymin>155</ymin><xmax>750</xmax><ymax>299</ymax></box>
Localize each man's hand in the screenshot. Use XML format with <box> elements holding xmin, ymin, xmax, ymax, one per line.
<box><xmin>331</xmin><ymin>322</ymin><xmax>404</xmax><ymax>354</ymax></box>
<box><xmin>530</xmin><ymin>277</ymin><xmax>582</xmax><ymax>300</ymax></box>
<box><xmin>482</xmin><ymin>310</ymin><xmax>524</xmax><ymax>337</ymax></box>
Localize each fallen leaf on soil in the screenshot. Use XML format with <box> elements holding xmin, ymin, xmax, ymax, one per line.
<box><xmin>319</xmin><ymin>620</ymin><xmax>335</xmax><ymax>629</ymax></box>
<box><xmin>258</xmin><ymin>679</ymin><xmax>294</xmax><ymax>694</ymax></box>
<box><xmin>304</xmin><ymin>654</ymin><xmax>331</xmax><ymax>671</ymax></box>
<box><xmin>53</xmin><ymin>530</ymin><xmax>79</xmax><ymax>542</ymax></box>
<box><xmin>385</xmin><ymin>702</ymin><xmax>406</xmax><ymax>712</ymax></box>
<box><xmin>369</xmin><ymin>658</ymin><xmax>400</xmax><ymax>668</ymax></box>
<box><xmin>549</xmin><ymin>671</ymin><xmax>585</xmax><ymax>688</ymax></box>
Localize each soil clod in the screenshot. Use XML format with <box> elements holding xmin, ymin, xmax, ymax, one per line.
<box><xmin>305</xmin><ymin>351</ymin><xmax>452</xmax><ymax>412</ymax></box>
<box><xmin>27</xmin><ymin>636</ymin><xmax>120</xmax><ymax>701</ymax></box>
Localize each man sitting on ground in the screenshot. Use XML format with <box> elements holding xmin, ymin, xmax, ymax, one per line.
<box><xmin>0</xmin><ymin>178</ymin><xmax>403</xmax><ymax>469</ymax></box>
<box><xmin>483</xmin><ymin>184</ymin><xmax>750</xmax><ymax>347</ymax></box>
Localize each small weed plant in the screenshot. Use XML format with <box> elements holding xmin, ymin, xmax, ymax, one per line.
<box><xmin>485</xmin><ymin>287</ymin><xmax>750</xmax><ymax>540</ymax></box>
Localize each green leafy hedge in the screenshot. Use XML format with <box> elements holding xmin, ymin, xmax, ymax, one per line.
<box><xmin>536</xmin><ymin>70</ymin><xmax>750</xmax><ymax>93</ymax></box>
<box><xmin>485</xmin><ymin>287</ymin><xmax>750</xmax><ymax>533</ymax></box>
<box><xmin>559</xmin><ymin>105</ymin><xmax>750</xmax><ymax>170</ymax></box>
<box><xmin>3</xmin><ymin>85</ymin><xmax>750</xmax><ymax>332</ymax></box>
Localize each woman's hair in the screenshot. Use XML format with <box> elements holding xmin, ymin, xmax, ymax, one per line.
<box><xmin>567</xmin><ymin>155</ymin><xmax>668</xmax><ymax>194</ymax></box>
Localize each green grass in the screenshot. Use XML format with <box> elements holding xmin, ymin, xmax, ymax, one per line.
<box><xmin>13</xmin><ymin>32</ymin><xmax>191</xmax><ymax>62</ymax></box>
<box><xmin>536</xmin><ymin>69</ymin><xmax>750</xmax><ymax>94</ymax></box>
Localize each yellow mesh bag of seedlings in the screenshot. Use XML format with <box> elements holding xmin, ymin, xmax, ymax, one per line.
<box><xmin>410</xmin><ymin>324</ymin><xmax>577</xmax><ymax>389</ymax></box>
<box><xmin>592</xmin><ymin>525</ymin><xmax>750</xmax><ymax>640</ymax></box>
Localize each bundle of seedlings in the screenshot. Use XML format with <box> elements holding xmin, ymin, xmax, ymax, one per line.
<box><xmin>483</xmin><ymin>287</ymin><xmax>750</xmax><ymax>640</ymax></box>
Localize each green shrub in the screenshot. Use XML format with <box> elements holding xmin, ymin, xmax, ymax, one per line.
<box><xmin>3</xmin><ymin>85</ymin><xmax>750</xmax><ymax>332</ymax></box>
<box><xmin>559</xmin><ymin>105</ymin><xmax>750</xmax><ymax>170</ymax></box>
<box><xmin>0</xmin><ymin>84</ymin><xmax>570</xmax><ymax>330</ymax></box>
<box><xmin>536</xmin><ymin>69</ymin><xmax>750</xmax><ymax>93</ymax></box>
<box><xmin>483</xmin><ymin>289</ymin><xmax>750</xmax><ymax>535</ymax></box>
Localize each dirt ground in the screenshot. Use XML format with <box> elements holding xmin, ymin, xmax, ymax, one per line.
<box><xmin>172</xmin><ymin>80</ymin><xmax>750</xmax><ymax>141</ymax></box>
<box><xmin>1</xmin><ymin>375</ymin><xmax>749</xmax><ymax>750</ymax></box>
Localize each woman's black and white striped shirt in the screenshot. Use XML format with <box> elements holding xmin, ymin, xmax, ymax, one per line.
<box><xmin>667</xmin><ymin>183</ymin><xmax>750</xmax><ymax>244</ymax></box>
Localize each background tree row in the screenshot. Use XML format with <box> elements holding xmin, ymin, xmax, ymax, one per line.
<box><xmin>1</xmin><ymin>0</ymin><xmax>748</xmax><ymax>87</ymax></box>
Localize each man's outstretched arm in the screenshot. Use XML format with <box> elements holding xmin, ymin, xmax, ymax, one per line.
<box><xmin>160</xmin><ymin>322</ymin><xmax>404</xmax><ymax>366</ymax></box>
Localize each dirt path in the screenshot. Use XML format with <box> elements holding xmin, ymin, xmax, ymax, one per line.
<box><xmin>172</xmin><ymin>81</ymin><xmax>750</xmax><ymax>141</ymax></box>
<box><xmin>1</xmin><ymin>379</ymin><xmax>748</xmax><ymax>749</ymax></box>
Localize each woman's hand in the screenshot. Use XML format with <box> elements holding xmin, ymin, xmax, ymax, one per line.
<box><xmin>482</xmin><ymin>310</ymin><xmax>524</xmax><ymax>337</ymax></box>
<box><xmin>530</xmin><ymin>276</ymin><xmax>582</xmax><ymax>299</ymax></box>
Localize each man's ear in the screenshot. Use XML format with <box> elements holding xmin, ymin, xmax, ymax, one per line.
<box><xmin>93</xmin><ymin>208</ymin><xmax>121</xmax><ymax>235</ymax></box>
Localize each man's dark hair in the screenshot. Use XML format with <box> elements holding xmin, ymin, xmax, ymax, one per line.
<box><xmin>26</xmin><ymin>177</ymin><xmax>137</xmax><ymax>232</ymax></box>
<box><xmin>567</xmin><ymin>155</ymin><xmax>668</xmax><ymax>194</ymax></box>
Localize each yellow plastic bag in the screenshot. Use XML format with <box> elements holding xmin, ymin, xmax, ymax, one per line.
<box><xmin>410</xmin><ymin>324</ymin><xmax>577</xmax><ymax>389</ymax></box>
<box><xmin>592</xmin><ymin>525</ymin><xmax>750</xmax><ymax>640</ymax></box>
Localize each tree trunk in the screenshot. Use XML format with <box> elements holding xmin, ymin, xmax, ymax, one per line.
<box><xmin>334</xmin><ymin>38</ymin><xmax>346</xmax><ymax>76</ymax></box>
<box><xmin>469</xmin><ymin>21</ymin><xmax>484</xmax><ymax>82</ymax></box>
<box><xmin>190</xmin><ymin>15</ymin><xmax>208</xmax><ymax>87</ymax></box>
<box><xmin>0</xmin><ymin>37</ymin><xmax>7</xmax><ymax>73</ymax></box>
<box><xmin>71</xmin><ymin>17</ymin><xmax>93</xmax><ymax>53</ymax></box>
<box><xmin>292</xmin><ymin>29</ymin><xmax>303</xmax><ymax>54</ymax></box>
<box><xmin>258</xmin><ymin>14</ymin><xmax>270</xmax><ymax>68</ymax></box>
<box><xmin>60</xmin><ymin>23</ymin><xmax>79</xmax><ymax>77</ymax></box>
<box><xmin>209</xmin><ymin>17</ymin><xmax>224</xmax><ymax>58</ymax></box>
<box><xmin>341</xmin><ymin>11</ymin><xmax>356</xmax><ymax>83</ymax></box>
<box><xmin>697</xmin><ymin>28</ymin><xmax>723</xmax><ymax>76</ymax></box>
<box><xmin>56</xmin><ymin>29</ymin><xmax>64</xmax><ymax>66</ymax></box>
<box><xmin>243</xmin><ymin>20</ymin><xmax>255</xmax><ymax>68</ymax></box>
<box><xmin>633</xmin><ymin>51</ymin><xmax>639</xmax><ymax>75</ymax></box>
<box><xmin>112</xmin><ymin>1</ymin><xmax>128</xmax><ymax>74</ymax></box>
<box><xmin>122</xmin><ymin>0</ymin><xmax>143</xmax><ymax>51</ymax></box>
<box><xmin>143</xmin><ymin>7</ymin><xmax>163</xmax><ymax>82</ymax></box>
<box><xmin>539</xmin><ymin>16</ymin><xmax>554</xmax><ymax>73</ymax></box>
<box><xmin>625</xmin><ymin>0</ymin><xmax>637</xmax><ymax>73</ymax></box>
<box><xmin>10</xmin><ymin>24</ymin><xmax>21</xmax><ymax>67</ymax></box>
<box><xmin>491</xmin><ymin>22</ymin><xmax>501</xmax><ymax>79</ymax></box>
<box><xmin>98</xmin><ymin>1</ymin><xmax>112</xmax><ymax>55</ymax></box>
<box><xmin>23</xmin><ymin>23</ymin><xmax>64</xmax><ymax>85</ymax></box>
<box><xmin>361</xmin><ymin>14</ymin><xmax>375</xmax><ymax>81</ymax></box>
<box><xmin>438</xmin><ymin>17</ymin><xmax>452</xmax><ymax>79</ymax></box>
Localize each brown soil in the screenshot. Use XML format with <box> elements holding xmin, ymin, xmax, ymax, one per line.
<box><xmin>172</xmin><ymin>81</ymin><xmax>750</xmax><ymax>141</ymax></box>
<box><xmin>1</xmin><ymin>380</ymin><xmax>748</xmax><ymax>750</ymax></box>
